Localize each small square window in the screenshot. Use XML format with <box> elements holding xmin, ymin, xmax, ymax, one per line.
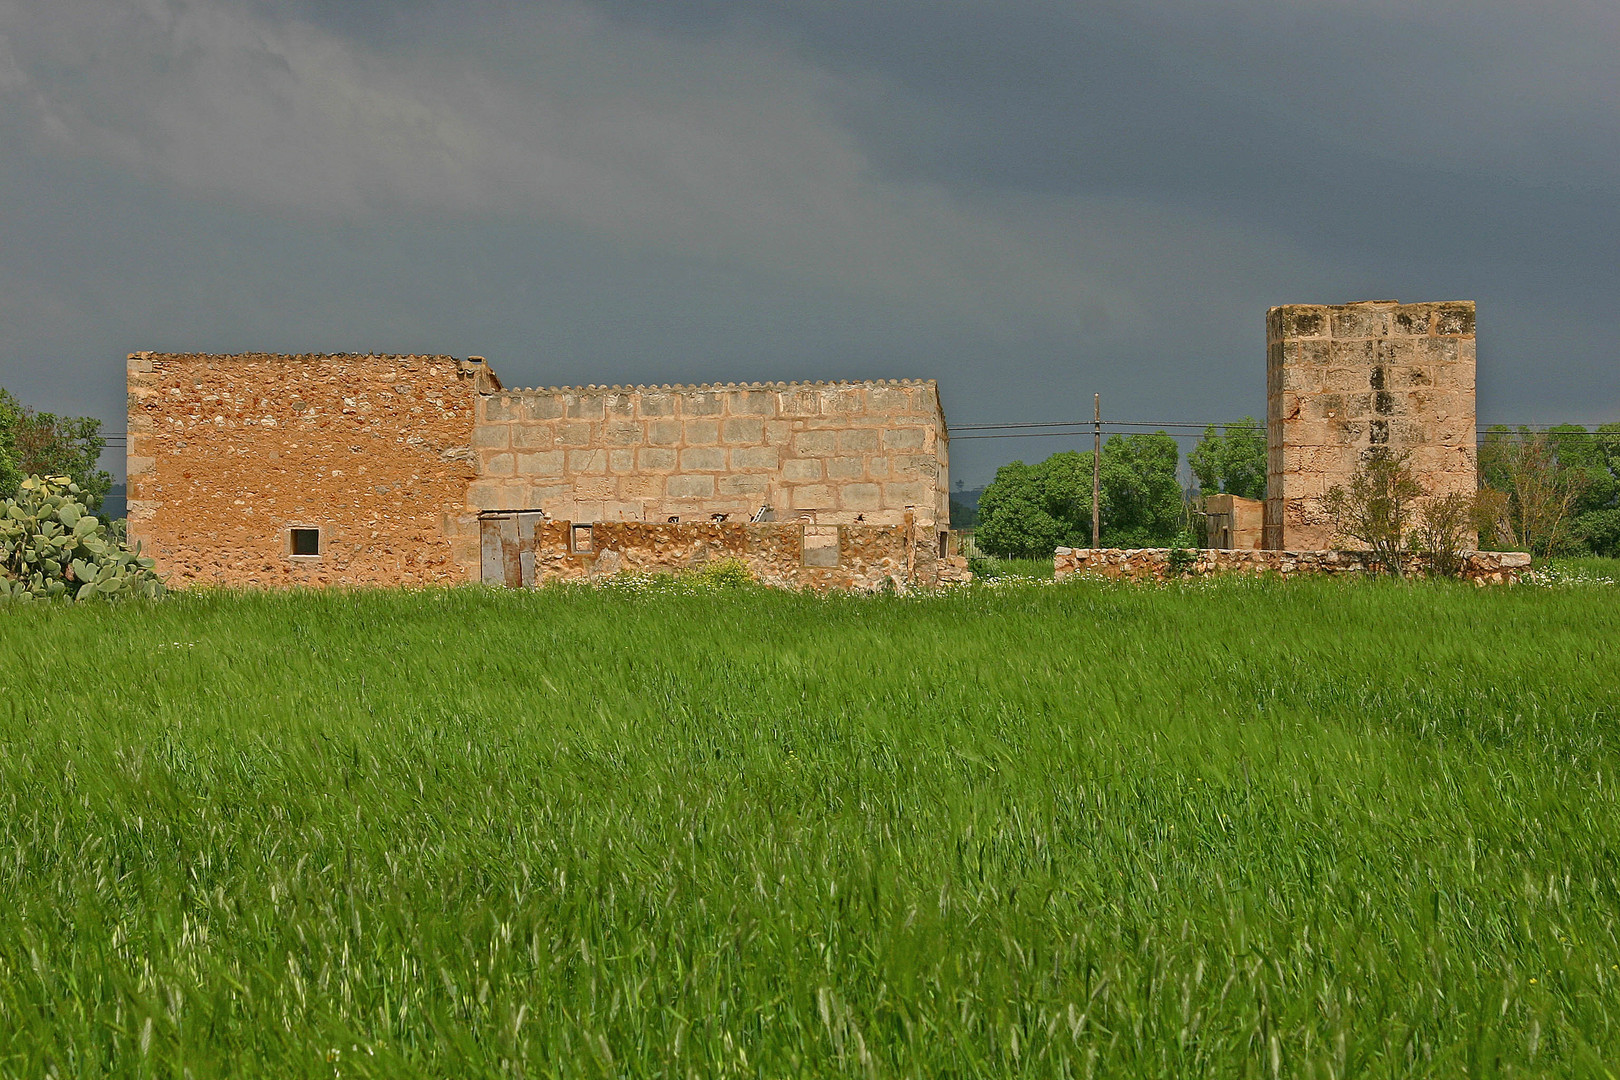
<box><xmin>290</xmin><ymin>528</ymin><xmax>321</xmax><ymax>556</ymax></box>
<box><xmin>803</xmin><ymin>525</ymin><xmax>839</xmax><ymax>567</ymax></box>
<box><xmin>571</xmin><ymin>524</ymin><xmax>594</xmax><ymax>553</ymax></box>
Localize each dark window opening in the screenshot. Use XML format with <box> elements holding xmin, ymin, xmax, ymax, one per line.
<box><xmin>291</xmin><ymin>528</ymin><xmax>321</xmax><ymax>556</ymax></box>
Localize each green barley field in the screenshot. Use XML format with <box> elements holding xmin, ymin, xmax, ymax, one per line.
<box><xmin>3</xmin><ymin>574</ymin><xmax>1619</xmax><ymax>1077</ymax></box>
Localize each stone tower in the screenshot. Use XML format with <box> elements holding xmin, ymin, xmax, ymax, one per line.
<box><xmin>1265</xmin><ymin>300</ymin><xmax>1477</xmax><ymax>550</ymax></box>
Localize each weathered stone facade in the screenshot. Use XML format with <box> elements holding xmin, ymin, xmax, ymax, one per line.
<box><xmin>1265</xmin><ymin>301</ymin><xmax>1477</xmax><ymax>549</ymax></box>
<box><xmin>126</xmin><ymin>353</ymin><xmax>487</xmax><ymax>585</ymax></box>
<box><xmin>127</xmin><ymin>355</ymin><xmax>953</xmax><ymax>587</ymax></box>
<box><xmin>470</xmin><ymin>381</ymin><xmax>949</xmax><ymax>531</ymax></box>
<box><xmin>1202</xmin><ymin>494</ymin><xmax>1264</xmax><ymax>550</ymax></box>
<box><xmin>1055</xmin><ymin>547</ymin><xmax>1529</xmax><ymax>585</ymax></box>
<box><xmin>477</xmin><ymin>518</ymin><xmax>969</xmax><ymax>591</ymax></box>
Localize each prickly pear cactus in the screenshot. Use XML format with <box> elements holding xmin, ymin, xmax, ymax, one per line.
<box><xmin>0</xmin><ymin>475</ymin><xmax>164</xmax><ymax>602</ymax></box>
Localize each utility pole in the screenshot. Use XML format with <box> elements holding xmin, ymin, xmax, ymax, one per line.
<box><xmin>1091</xmin><ymin>393</ymin><xmax>1101</xmax><ymax>549</ymax></box>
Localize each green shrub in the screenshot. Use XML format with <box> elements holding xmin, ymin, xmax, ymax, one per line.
<box><xmin>1167</xmin><ymin>530</ymin><xmax>1198</xmax><ymax>576</ymax></box>
<box><xmin>0</xmin><ymin>475</ymin><xmax>163</xmax><ymax>602</ymax></box>
<box><xmin>690</xmin><ymin>557</ymin><xmax>754</xmax><ymax>589</ymax></box>
<box><xmin>1573</xmin><ymin>507</ymin><xmax>1620</xmax><ymax>558</ymax></box>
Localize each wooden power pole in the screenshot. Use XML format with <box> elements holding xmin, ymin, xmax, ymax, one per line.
<box><xmin>1091</xmin><ymin>393</ymin><xmax>1101</xmax><ymax>549</ymax></box>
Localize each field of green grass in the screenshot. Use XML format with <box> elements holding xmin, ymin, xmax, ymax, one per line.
<box><xmin>1535</xmin><ymin>556</ymin><xmax>1620</xmax><ymax>583</ymax></box>
<box><xmin>3</xmin><ymin>576</ymin><xmax>1619</xmax><ymax>1077</ymax></box>
<box><xmin>965</xmin><ymin>554</ymin><xmax>1056</xmax><ymax>580</ymax></box>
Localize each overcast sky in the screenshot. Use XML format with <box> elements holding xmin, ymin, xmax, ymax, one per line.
<box><xmin>2</xmin><ymin>0</ymin><xmax>1616</xmax><ymax>485</ymax></box>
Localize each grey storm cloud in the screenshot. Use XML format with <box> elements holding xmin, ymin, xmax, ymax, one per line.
<box><xmin>1</xmin><ymin>0</ymin><xmax>1616</xmax><ymax>485</ymax></box>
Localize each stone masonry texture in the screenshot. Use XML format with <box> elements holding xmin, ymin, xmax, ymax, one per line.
<box><xmin>524</xmin><ymin>520</ymin><xmax>970</xmax><ymax>591</ymax></box>
<box><xmin>1202</xmin><ymin>493</ymin><xmax>1264</xmax><ymax>550</ymax></box>
<box><xmin>126</xmin><ymin>353</ymin><xmax>487</xmax><ymax>585</ymax></box>
<box><xmin>470</xmin><ymin>380</ymin><xmax>949</xmax><ymax>531</ymax></box>
<box><xmin>1265</xmin><ymin>301</ymin><xmax>1477</xmax><ymax>550</ymax></box>
<box><xmin>128</xmin><ymin>356</ymin><xmax>951</xmax><ymax>587</ymax></box>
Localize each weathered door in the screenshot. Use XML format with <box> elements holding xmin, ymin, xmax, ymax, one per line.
<box><xmin>479</xmin><ymin>512</ymin><xmax>545</xmax><ymax>587</ymax></box>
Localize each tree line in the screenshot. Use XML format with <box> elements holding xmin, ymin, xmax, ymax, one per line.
<box><xmin>972</xmin><ymin>418</ymin><xmax>1620</xmax><ymax>559</ymax></box>
<box><xmin>972</xmin><ymin>419</ymin><xmax>1264</xmax><ymax>557</ymax></box>
<box><xmin>0</xmin><ymin>389</ymin><xmax>113</xmax><ymax>511</ymax></box>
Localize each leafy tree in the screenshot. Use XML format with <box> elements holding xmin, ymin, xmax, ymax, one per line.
<box><xmin>1544</xmin><ymin>424</ymin><xmax>1618</xmax><ymax>516</ymax></box>
<box><xmin>1549</xmin><ymin>423</ymin><xmax>1620</xmax><ymax>557</ymax></box>
<box><xmin>0</xmin><ymin>389</ymin><xmax>113</xmax><ymax>510</ymax></box>
<box><xmin>0</xmin><ymin>396</ymin><xmax>19</xmax><ymax>500</ymax></box>
<box><xmin>974</xmin><ymin>433</ymin><xmax>1182</xmax><ymax>557</ymax></box>
<box><xmin>1188</xmin><ymin>417</ymin><xmax>1266</xmax><ymax>501</ymax></box>
<box><xmin>1574</xmin><ymin>508</ymin><xmax>1620</xmax><ymax>559</ymax></box>
<box><xmin>974</xmin><ymin>453</ymin><xmax>1090</xmax><ymax>558</ymax></box>
<box><xmin>1097</xmin><ymin>431</ymin><xmax>1183</xmax><ymax>547</ymax></box>
<box><xmin>1479</xmin><ymin>426</ymin><xmax>1594</xmax><ymax>556</ymax></box>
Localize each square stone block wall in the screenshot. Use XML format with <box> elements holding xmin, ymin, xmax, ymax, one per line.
<box><xmin>1203</xmin><ymin>494</ymin><xmax>1264</xmax><ymax>550</ymax></box>
<box><xmin>1265</xmin><ymin>301</ymin><xmax>1477</xmax><ymax>550</ymax></box>
<box><xmin>126</xmin><ymin>353</ymin><xmax>486</xmax><ymax>585</ymax></box>
<box><xmin>469</xmin><ymin>380</ymin><xmax>950</xmax><ymax>532</ymax></box>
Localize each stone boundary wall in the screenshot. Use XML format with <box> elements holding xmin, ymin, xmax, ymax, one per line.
<box><xmin>126</xmin><ymin>352</ymin><xmax>486</xmax><ymax>586</ymax></box>
<box><xmin>528</xmin><ymin>520</ymin><xmax>971</xmax><ymax>591</ymax></box>
<box><xmin>1054</xmin><ymin>547</ymin><xmax>1531</xmax><ymax>585</ymax></box>
<box><xmin>1266</xmin><ymin>300</ymin><xmax>1477</xmax><ymax>549</ymax></box>
<box><xmin>469</xmin><ymin>380</ymin><xmax>949</xmax><ymax>531</ymax></box>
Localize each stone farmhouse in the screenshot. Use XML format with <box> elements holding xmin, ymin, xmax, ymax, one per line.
<box><xmin>125</xmin><ymin>353</ymin><xmax>956</xmax><ymax>588</ymax></box>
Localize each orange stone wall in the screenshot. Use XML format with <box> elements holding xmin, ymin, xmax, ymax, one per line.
<box><xmin>126</xmin><ymin>353</ymin><xmax>487</xmax><ymax>586</ymax></box>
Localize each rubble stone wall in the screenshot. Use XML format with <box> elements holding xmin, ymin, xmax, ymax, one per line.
<box><xmin>126</xmin><ymin>352</ymin><xmax>487</xmax><ymax>585</ymax></box>
<box><xmin>1266</xmin><ymin>301</ymin><xmax>1477</xmax><ymax>549</ymax></box>
<box><xmin>528</xmin><ymin>519</ymin><xmax>971</xmax><ymax>590</ymax></box>
<box><xmin>1054</xmin><ymin>547</ymin><xmax>1529</xmax><ymax>585</ymax></box>
<box><xmin>468</xmin><ymin>381</ymin><xmax>950</xmax><ymax>532</ymax></box>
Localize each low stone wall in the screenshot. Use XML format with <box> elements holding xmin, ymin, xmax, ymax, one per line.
<box><xmin>1054</xmin><ymin>547</ymin><xmax>1531</xmax><ymax>585</ymax></box>
<box><xmin>529</xmin><ymin>520</ymin><xmax>971</xmax><ymax>591</ymax></box>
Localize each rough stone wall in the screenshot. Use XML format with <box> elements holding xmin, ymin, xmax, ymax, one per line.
<box><xmin>467</xmin><ymin>381</ymin><xmax>949</xmax><ymax>532</ymax></box>
<box><xmin>126</xmin><ymin>353</ymin><xmax>486</xmax><ymax>586</ymax></box>
<box><xmin>528</xmin><ymin>520</ymin><xmax>970</xmax><ymax>590</ymax></box>
<box><xmin>1265</xmin><ymin>301</ymin><xmax>1477</xmax><ymax>549</ymax></box>
<box><xmin>1054</xmin><ymin>547</ymin><xmax>1528</xmax><ymax>585</ymax></box>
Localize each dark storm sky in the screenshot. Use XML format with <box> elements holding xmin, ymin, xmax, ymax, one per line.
<box><xmin>2</xmin><ymin>0</ymin><xmax>1616</xmax><ymax>484</ymax></box>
